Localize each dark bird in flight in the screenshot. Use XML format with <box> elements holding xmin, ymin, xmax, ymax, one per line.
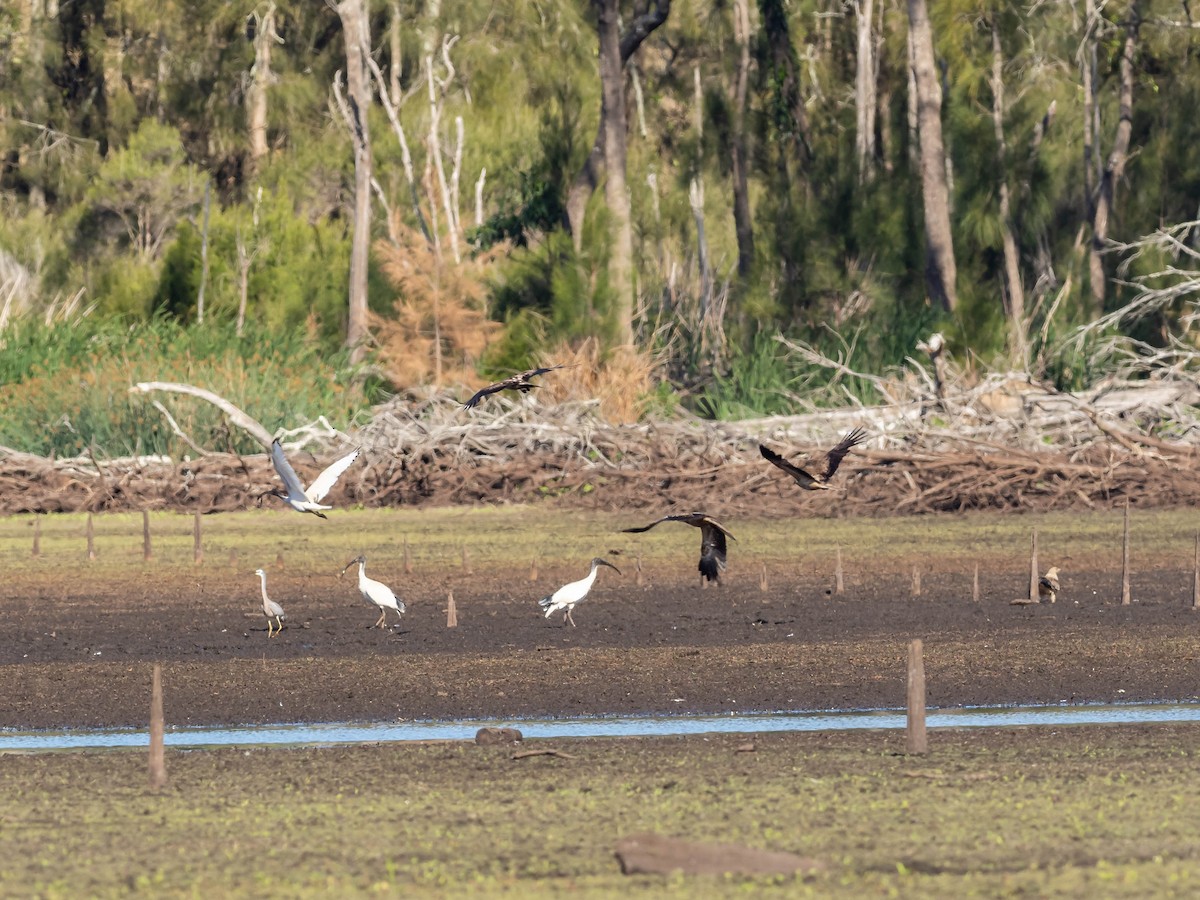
<box><xmin>759</xmin><ymin>427</ymin><xmax>866</xmax><ymax>491</ymax></box>
<box><xmin>622</xmin><ymin>513</ymin><xmax>737</xmax><ymax>584</ymax></box>
<box><xmin>463</xmin><ymin>365</ymin><xmax>571</xmax><ymax>410</ymax></box>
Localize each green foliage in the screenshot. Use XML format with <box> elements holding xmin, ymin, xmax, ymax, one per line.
<box><xmin>0</xmin><ymin>318</ymin><xmax>365</xmax><ymax>457</ymax></box>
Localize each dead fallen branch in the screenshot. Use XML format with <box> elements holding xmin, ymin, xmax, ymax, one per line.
<box><xmin>511</xmin><ymin>748</ymin><xmax>577</xmax><ymax>760</ymax></box>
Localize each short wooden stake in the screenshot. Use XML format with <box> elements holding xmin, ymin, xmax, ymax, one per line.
<box><xmin>403</xmin><ymin>536</ymin><xmax>413</xmax><ymax>574</ymax></box>
<box><xmin>149</xmin><ymin>664</ymin><xmax>167</xmax><ymax>790</ymax></box>
<box><xmin>529</xmin><ymin>558</ymin><xmax>538</xmax><ymax>582</ymax></box>
<box><xmin>275</xmin><ymin>551</ymin><xmax>285</xmax><ymax>570</ymax></box>
<box><xmin>906</xmin><ymin>639</ymin><xmax>927</xmax><ymax>755</ymax></box>
<box><xmin>228</xmin><ymin>547</ymin><xmax>239</xmax><ymax>569</ymax></box>
<box><xmin>461</xmin><ymin>546</ymin><xmax>471</xmax><ymax>574</ymax></box>
<box><xmin>86</xmin><ymin>512</ymin><xmax>96</xmax><ymax>561</ymax></box>
<box><xmin>192</xmin><ymin>512</ymin><xmax>203</xmax><ymax>565</ymax></box>
<box><xmin>834</xmin><ymin>545</ymin><xmax>844</xmax><ymax>594</ymax></box>
<box><xmin>1120</xmin><ymin>499</ymin><xmax>1131</xmax><ymax>606</ymax></box>
<box><xmin>446</xmin><ymin>590</ymin><xmax>458</xmax><ymax>628</ymax></box>
<box><xmin>1192</xmin><ymin>532</ymin><xmax>1199</xmax><ymax>611</ymax></box>
<box><xmin>972</xmin><ymin>563</ymin><xmax>980</xmax><ymax>603</ymax></box>
<box><xmin>635</xmin><ymin>554</ymin><xmax>644</xmax><ymax>586</ymax></box>
<box><xmin>759</xmin><ymin>562</ymin><xmax>768</xmax><ymax>592</ymax></box>
<box><xmin>142</xmin><ymin>510</ymin><xmax>152</xmax><ymax>561</ymax></box>
<box><xmin>32</xmin><ymin>515</ymin><xmax>41</xmax><ymax>558</ymax></box>
<box><xmin>910</xmin><ymin>565</ymin><xmax>921</xmax><ymax>597</ymax></box>
<box><xmin>1028</xmin><ymin>528</ymin><xmax>1039</xmax><ymax>601</ymax></box>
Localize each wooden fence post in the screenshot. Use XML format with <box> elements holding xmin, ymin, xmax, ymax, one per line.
<box><xmin>32</xmin><ymin>515</ymin><xmax>41</xmax><ymax>558</ymax></box>
<box><xmin>446</xmin><ymin>590</ymin><xmax>458</xmax><ymax>628</ymax></box>
<box><xmin>143</xmin><ymin>510</ymin><xmax>153</xmax><ymax>561</ymax></box>
<box><xmin>972</xmin><ymin>563</ymin><xmax>980</xmax><ymax>603</ymax></box>
<box><xmin>86</xmin><ymin>512</ymin><xmax>96</xmax><ymax>561</ymax></box>
<box><xmin>906</xmin><ymin>639</ymin><xmax>927</xmax><ymax>755</ymax></box>
<box><xmin>834</xmin><ymin>546</ymin><xmax>844</xmax><ymax>594</ymax></box>
<box><xmin>1121</xmin><ymin>499</ymin><xmax>1131</xmax><ymax>606</ymax></box>
<box><xmin>149</xmin><ymin>664</ymin><xmax>167</xmax><ymax>790</ymax></box>
<box><xmin>1193</xmin><ymin>532</ymin><xmax>1199</xmax><ymax>611</ymax></box>
<box><xmin>403</xmin><ymin>536</ymin><xmax>413</xmax><ymax>574</ymax></box>
<box><xmin>910</xmin><ymin>566</ymin><xmax>921</xmax><ymax>598</ymax></box>
<box><xmin>1028</xmin><ymin>528</ymin><xmax>1039</xmax><ymax>602</ymax></box>
<box><xmin>193</xmin><ymin>512</ymin><xmax>203</xmax><ymax>565</ymax></box>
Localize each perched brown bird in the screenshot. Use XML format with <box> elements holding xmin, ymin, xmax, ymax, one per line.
<box><xmin>463</xmin><ymin>365</ymin><xmax>571</xmax><ymax>410</ymax></box>
<box><xmin>759</xmin><ymin>427</ymin><xmax>866</xmax><ymax>491</ymax></box>
<box><xmin>1038</xmin><ymin>566</ymin><xmax>1061</xmax><ymax>604</ymax></box>
<box><xmin>621</xmin><ymin>513</ymin><xmax>737</xmax><ymax>584</ymax></box>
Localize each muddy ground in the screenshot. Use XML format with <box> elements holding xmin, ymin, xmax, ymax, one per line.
<box><xmin>3</xmin><ymin>552</ymin><xmax>1199</xmax><ymax>729</ymax></box>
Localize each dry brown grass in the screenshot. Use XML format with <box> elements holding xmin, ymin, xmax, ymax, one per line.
<box><xmin>370</xmin><ymin>221</ymin><xmax>505</xmax><ymax>389</ymax></box>
<box><xmin>536</xmin><ymin>337</ymin><xmax>660</xmax><ymax>424</ymax></box>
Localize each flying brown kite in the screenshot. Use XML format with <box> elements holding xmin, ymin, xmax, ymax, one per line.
<box><xmin>622</xmin><ymin>512</ymin><xmax>737</xmax><ymax>584</ymax></box>
<box><xmin>463</xmin><ymin>365</ymin><xmax>571</xmax><ymax>410</ymax></box>
<box><xmin>759</xmin><ymin>427</ymin><xmax>866</xmax><ymax>491</ymax></box>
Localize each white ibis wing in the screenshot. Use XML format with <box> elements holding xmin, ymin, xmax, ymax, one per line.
<box><xmin>270</xmin><ymin>439</ymin><xmax>309</xmax><ymax>499</ymax></box>
<box><xmin>306</xmin><ymin>447</ymin><xmax>361</xmax><ymax>501</ymax></box>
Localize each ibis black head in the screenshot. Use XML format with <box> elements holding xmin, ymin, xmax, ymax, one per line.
<box><xmin>591</xmin><ymin>557</ymin><xmax>622</xmax><ymax>575</ymax></box>
<box><xmin>339</xmin><ymin>555</ymin><xmax>366</xmax><ymax>576</ymax></box>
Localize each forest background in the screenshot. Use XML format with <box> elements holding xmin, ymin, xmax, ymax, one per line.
<box><xmin>1</xmin><ymin>0</ymin><xmax>1198</xmax><ymax>459</ymax></box>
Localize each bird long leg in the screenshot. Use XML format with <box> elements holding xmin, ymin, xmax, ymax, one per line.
<box><xmin>566</xmin><ymin>609</ymin><xmax>576</xmax><ymax>627</ymax></box>
<box><xmin>375</xmin><ymin>609</ymin><xmax>387</xmax><ymax>628</ymax></box>
<box><xmin>266</xmin><ymin>620</ymin><xmax>274</xmax><ymax>637</ymax></box>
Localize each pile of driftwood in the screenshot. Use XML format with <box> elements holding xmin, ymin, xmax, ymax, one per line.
<box><xmin>1</xmin><ymin>373</ymin><xmax>1198</xmax><ymax>517</ymax></box>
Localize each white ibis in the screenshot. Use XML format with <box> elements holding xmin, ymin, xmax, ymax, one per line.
<box><xmin>340</xmin><ymin>555</ymin><xmax>405</xmax><ymax>628</ymax></box>
<box><xmin>622</xmin><ymin>513</ymin><xmax>736</xmax><ymax>584</ymax></box>
<box><xmin>759</xmin><ymin>427</ymin><xmax>866</xmax><ymax>491</ymax></box>
<box><xmin>265</xmin><ymin>438</ymin><xmax>360</xmax><ymax>518</ymax></box>
<box><xmin>1038</xmin><ymin>566</ymin><xmax>1061</xmax><ymax>603</ymax></box>
<box><xmin>538</xmin><ymin>557</ymin><xmax>622</xmax><ymax>626</ymax></box>
<box><xmin>463</xmin><ymin>365</ymin><xmax>571</xmax><ymax>409</ymax></box>
<box><xmin>254</xmin><ymin>568</ymin><xmax>286</xmax><ymax>637</ymax></box>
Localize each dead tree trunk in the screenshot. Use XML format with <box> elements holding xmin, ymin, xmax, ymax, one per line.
<box><xmin>907</xmin><ymin>0</ymin><xmax>957</xmax><ymax>312</ymax></box>
<box><xmin>595</xmin><ymin>0</ymin><xmax>637</xmax><ymax>345</ymax></box>
<box><xmin>565</xmin><ymin>1</ymin><xmax>671</xmax><ymax>252</ymax></box>
<box><xmin>1090</xmin><ymin>3</ymin><xmax>1141</xmax><ymax>311</ymax></box>
<box><xmin>246</xmin><ymin>1</ymin><xmax>281</xmax><ymax>176</ymax></box>
<box><xmin>336</xmin><ymin>0</ymin><xmax>373</xmax><ymax>364</ymax></box>
<box><xmin>990</xmin><ymin>23</ymin><xmax>1027</xmax><ymax>367</ymax></box>
<box><xmin>730</xmin><ymin>0</ymin><xmax>754</xmax><ymax>277</ymax></box>
<box><xmin>854</xmin><ymin>0</ymin><xmax>877</xmax><ymax>182</ymax></box>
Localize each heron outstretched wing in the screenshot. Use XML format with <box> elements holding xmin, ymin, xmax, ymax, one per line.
<box><xmin>270</xmin><ymin>439</ymin><xmax>309</xmax><ymax>499</ymax></box>
<box><xmin>306</xmin><ymin>447</ymin><xmax>361</xmax><ymax>501</ymax></box>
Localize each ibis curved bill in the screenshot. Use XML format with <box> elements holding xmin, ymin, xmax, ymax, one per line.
<box><xmin>266</xmin><ymin>438</ymin><xmax>360</xmax><ymax>518</ymax></box>
<box><xmin>622</xmin><ymin>513</ymin><xmax>736</xmax><ymax>584</ymax></box>
<box><xmin>340</xmin><ymin>555</ymin><xmax>406</xmax><ymax>628</ymax></box>
<box><xmin>538</xmin><ymin>557</ymin><xmax>621</xmax><ymax>627</ymax></box>
<box><xmin>254</xmin><ymin>568</ymin><xmax>286</xmax><ymax>637</ymax></box>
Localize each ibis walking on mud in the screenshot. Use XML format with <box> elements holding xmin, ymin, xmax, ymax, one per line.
<box><xmin>539</xmin><ymin>557</ymin><xmax>622</xmax><ymax>626</ymax></box>
<box><xmin>759</xmin><ymin>427</ymin><xmax>866</xmax><ymax>491</ymax></box>
<box><xmin>340</xmin><ymin>555</ymin><xmax>406</xmax><ymax>628</ymax></box>
<box><xmin>621</xmin><ymin>513</ymin><xmax>736</xmax><ymax>584</ymax></box>
<box><xmin>265</xmin><ymin>438</ymin><xmax>361</xmax><ymax>518</ymax></box>
<box><xmin>254</xmin><ymin>568</ymin><xmax>286</xmax><ymax>637</ymax></box>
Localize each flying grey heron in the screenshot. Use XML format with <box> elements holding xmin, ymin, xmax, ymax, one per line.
<box><xmin>340</xmin><ymin>555</ymin><xmax>406</xmax><ymax>628</ymax></box>
<box><xmin>264</xmin><ymin>438</ymin><xmax>361</xmax><ymax>518</ymax></box>
<box><xmin>759</xmin><ymin>427</ymin><xmax>866</xmax><ymax>491</ymax></box>
<box><xmin>621</xmin><ymin>513</ymin><xmax>736</xmax><ymax>584</ymax></box>
<box><xmin>538</xmin><ymin>557</ymin><xmax>622</xmax><ymax>626</ymax></box>
<box><xmin>254</xmin><ymin>568</ymin><xmax>286</xmax><ymax>637</ymax></box>
<box><xmin>462</xmin><ymin>365</ymin><xmax>572</xmax><ymax>409</ymax></box>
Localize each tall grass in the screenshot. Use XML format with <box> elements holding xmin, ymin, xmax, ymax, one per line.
<box><xmin>0</xmin><ymin>318</ymin><xmax>366</xmax><ymax>457</ymax></box>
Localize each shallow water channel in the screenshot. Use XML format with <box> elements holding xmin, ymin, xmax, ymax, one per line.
<box><xmin>2</xmin><ymin>702</ymin><xmax>1199</xmax><ymax>752</ymax></box>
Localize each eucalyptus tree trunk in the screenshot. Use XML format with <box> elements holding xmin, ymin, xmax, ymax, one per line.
<box><xmin>906</xmin><ymin>0</ymin><xmax>957</xmax><ymax>312</ymax></box>
<box><xmin>246</xmin><ymin>1</ymin><xmax>281</xmax><ymax>176</ymax></box>
<box><xmin>728</xmin><ymin>0</ymin><xmax>754</xmax><ymax>277</ymax></box>
<box><xmin>594</xmin><ymin>0</ymin><xmax>635</xmax><ymax>345</ymax></box>
<box><xmin>565</xmin><ymin>1</ymin><xmax>671</xmax><ymax>252</ymax></box>
<box><xmin>1089</xmin><ymin>2</ymin><xmax>1141</xmax><ymax>311</ymax></box>
<box><xmin>336</xmin><ymin>0</ymin><xmax>373</xmax><ymax>363</ymax></box>
<box><xmin>990</xmin><ymin>24</ymin><xmax>1026</xmax><ymax>366</ymax></box>
<box><xmin>854</xmin><ymin>0</ymin><xmax>877</xmax><ymax>182</ymax></box>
